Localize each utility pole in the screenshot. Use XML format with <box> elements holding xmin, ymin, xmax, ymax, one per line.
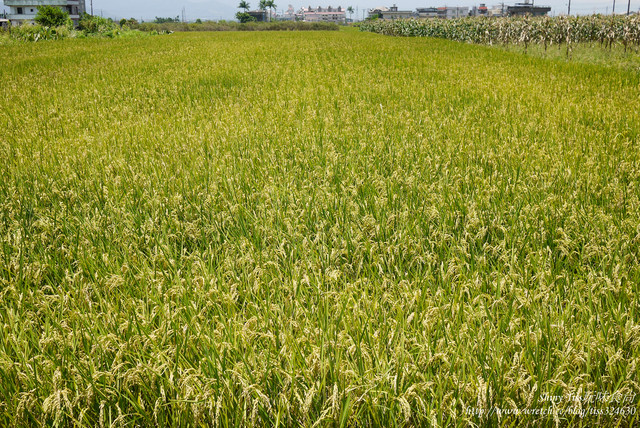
<box><xmin>182</xmin><ymin>7</ymin><xmax>186</xmax><ymax>23</ymax></box>
<box><xmin>613</xmin><ymin>0</ymin><xmax>616</xmax><ymax>14</ymax></box>
<box><xmin>628</xmin><ymin>0</ymin><xmax>631</xmax><ymax>15</ymax></box>
<box><xmin>90</xmin><ymin>0</ymin><xmax>93</xmax><ymax>15</ymax></box>
<box><xmin>567</xmin><ymin>0</ymin><xmax>570</xmax><ymax>15</ymax></box>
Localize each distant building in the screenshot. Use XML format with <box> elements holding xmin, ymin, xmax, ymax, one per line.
<box><xmin>278</xmin><ymin>4</ymin><xmax>297</xmax><ymax>20</ymax></box>
<box><xmin>507</xmin><ymin>1</ymin><xmax>551</xmax><ymax>16</ymax></box>
<box><xmin>416</xmin><ymin>7</ymin><xmax>439</xmax><ymax>18</ymax></box>
<box><xmin>3</xmin><ymin>0</ymin><xmax>86</xmax><ymax>26</ymax></box>
<box><xmin>247</xmin><ymin>9</ymin><xmax>268</xmax><ymax>21</ymax></box>
<box><xmin>487</xmin><ymin>5</ymin><xmax>505</xmax><ymax>16</ymax></box>
<box><xmin>300</xmin><ymin>6</ymin><xmax>346</xmax><ymax>23</ymax></box>
<box><xmin>367</xmin><ymin>6</ymin><xmax>385</xmax><ymax>19</ymax></box>
<box><xmin>470</xmin><ymin>3</ymin><xmax>489</xmax><ymax>15</ymax></box>
<box><xmin>437</xmin><ymin>6</ymin><xmax>469</xmax><ymax>18</ymax></box>
<box><xmin>368</xmin><ymin>4</ymin><xmax>414</xmax><ymax>19</ymax></box>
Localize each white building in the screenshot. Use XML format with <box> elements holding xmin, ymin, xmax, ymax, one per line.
<box><xmin>436</xmin><ymin>6</ymin><xmax>469</xmax><ymax>18</ymax></box>
<box><xmin>300</xmin><ymin>6</ymin><xmax>346</xmax><ymax>23</ymax></box>
<box><xmin>487</xmin><ymin>5</ymin><xmax>505</xmax><ymax>16</ymax></box>
<box><xmin>278</xmin><ymin>4</ymin><xmax>297</xmax><ymax>20</ymax></box>
<box><xmin>4</xmin><ymin>0</ymin><xmax>86</xmax><ymax>26</ymax></box>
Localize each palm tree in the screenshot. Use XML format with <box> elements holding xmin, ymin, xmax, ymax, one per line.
<box><xmin>238</xmin><ymin>0</ymin><xmax>250</xmax><ymax>12</ymax></box>
<box><xmin>265</xmin><ymin>0</ymin><xmax>276</xmax><ymax>21</ymax></box>
<box><xmin>347</xmin><ymin>6</ymin><xmax>354</xmax><ymax>22</ymax></box>
<box><xmin>259</xmin><ymin>0</ymin><xmax>268</xmax><ymax>21</ymax></box>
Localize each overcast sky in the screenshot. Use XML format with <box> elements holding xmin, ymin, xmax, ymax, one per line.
<box><xmin>3</xmin><ymin>0</ymin><xmax>639</xmax><ymax>21</ymax></box>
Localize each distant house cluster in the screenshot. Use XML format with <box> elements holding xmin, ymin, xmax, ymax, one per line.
<box><xmin>369</xmin><ymin>0</ymin><xmax>550</xmax><ymax>19</ymax></box>
<box><xmin>3</xmin><ymin>0</ymin><xmax>87</xmax><ymax>26</ymax></box>
<box><xmin>264</xmin><ymin>5</ymin><xmax>347</xmax><ymax>23</ymax></box>
<box><xmin>255</xmin><ymin>0</ymin><xmax>551</xmax><ymax>24</ymax></box>
<box><xmin>299</xmin><ymin>6</ymin><xmax>347</xmax><ymax>23</ymax></box>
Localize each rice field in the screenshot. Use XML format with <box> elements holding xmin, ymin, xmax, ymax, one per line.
<box><xmin>0</xmin><ymin>30</ymin><xmax>639</xmax><ymax>427</ymax></box>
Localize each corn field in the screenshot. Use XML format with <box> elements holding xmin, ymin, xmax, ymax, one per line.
<box><xmin>360</xmin><ymin>15</ymin><xmax>640</xmax><ymax>51</ymax></box>
<box><xmin>0</xmin><ymin>30</ymin><xmax>639</xmax><ymax>427</ymax></box>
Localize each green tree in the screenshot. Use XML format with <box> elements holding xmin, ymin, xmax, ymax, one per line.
<box><xmin>236</xmin><ymin>12</ymin><xmax>256</xmax><ymax>22</ymax></box>
<box><xmin>79</xmin><ymin>13</ymin><xmax>116</xmax><ymax>33</ymax></box>
<box><xmin>239</xmin><ymin>1</ymin><xmax>251</xmax><ymax>12</ymax></box>
<box><xmin>347</xmin><ymin>6</ymin><xmax>354</xmax><ymax>22</ymax></box>
<box><xmin>34</xmin><ymin>5</ymin><xmax>70</xmax><ymax>27</ymax></box>
<box><xmin>154</xmin><ymin>16</ymin><xmax>180</xmax><ymax>23</ymax></box>
<box><xmin>119</xmin><ymin>17</ymin><xmax>139</xmax><ymax>28</ymax></box>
